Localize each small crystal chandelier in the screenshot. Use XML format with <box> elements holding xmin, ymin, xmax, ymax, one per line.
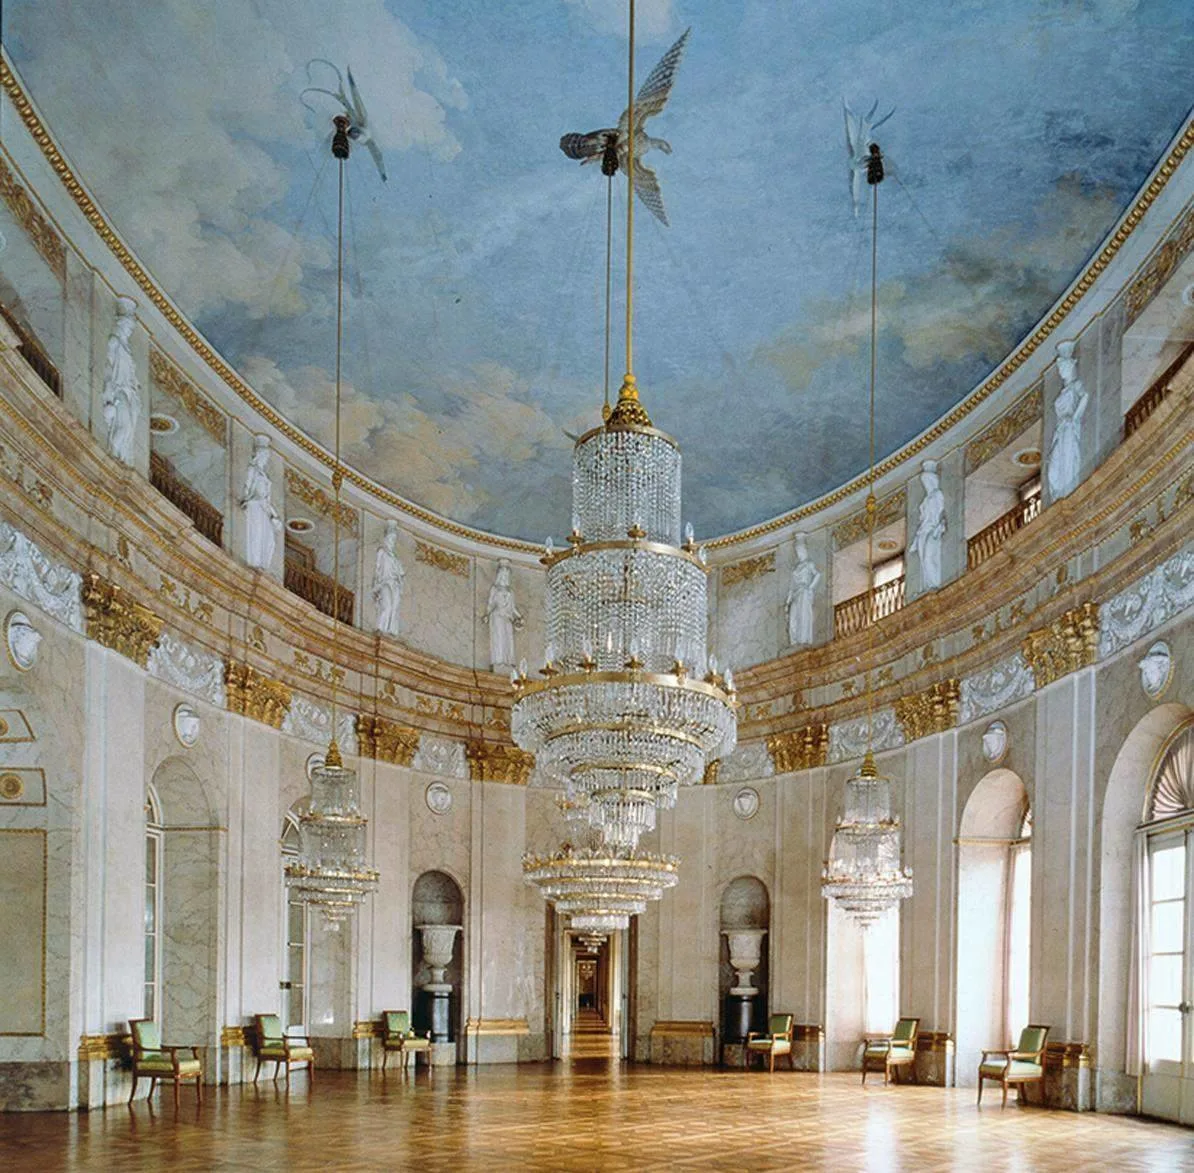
<box><xmin>285</xmin><ymin>114</ymin><xmax>379</xmax><ymax>929</ymax></box>
<box><xmin>821</xmin><ymin>119</ymin><xmax>911</xmax><ymax>928</ymax></box>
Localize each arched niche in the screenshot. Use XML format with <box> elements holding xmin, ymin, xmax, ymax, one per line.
<box><xmin>1097</xmin><ymin>702</ymin><xmax>1192</xmax><ymax>1107</ymax></box>
<box><xmin>148</xmin><ymin>755</ymin><xmax>221</xmax><ymax>1057</ymax></box>
<box><xmin>955</xmin><ymin>768</ymin><xmax>1031</xmax><ymax>1085</ymax></box>
<box><xmin>411</xmin><ymin>870</ymin><xmax>464</xmax><ymax>1047</ymax></box>
<box><xmin>719</xmin><ymin>875</ymin><xmax>770</xmax><ymax>1044</ymax></box>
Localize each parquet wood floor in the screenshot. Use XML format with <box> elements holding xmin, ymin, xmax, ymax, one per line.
<box><xmin>2</xmin><ymin>1063</ymin><xmax>1192</xmax><ymax>1172</ymax></box>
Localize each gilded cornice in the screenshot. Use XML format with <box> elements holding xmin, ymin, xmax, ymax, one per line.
<box><xmin>833</xmin><ymin>489</ymin><xmax>906</xmax><ymax>549</ymax></box>
<box><xmin>0</xmin><ymin>152</ymin><xmax>64</xmax><ymax>277</ymax></box>
<box><xmin>77</xmin><ymin>1033</ymin><xmax>125</xmax><ymax>1061</ymax></box>
<box><xmin>356</xmin><ymin>713</ymin><xmax>420</xmax><ymax>767</ymax></box>
<box><xmin>721</xmin><ymin>551</ymin><xmax>776</xmax><ymax>588</ymax></box>
<box><xmin>416</xmin><ymin>540</ymin><xmax>470</xmax><ymax>577</ymax></box>
<box><xmin>766</xmin><ymin>724</ymin><xmax>829</xmax><ymax>773</ymax></box>
<box><xmin>893</xmin><ymin>679</ymin><xmax>961</xmax><ymax>742</ymax></box>
<box><xmin>352</xmin><ymin>1020</ymin><xmax>383</xmax><ymax>1039</ymax></box>
<box><xmin>81</xmin><ymin>573</ymin><xmax>163</xmax><ymax>667</ymax></box>
<box><xmin>465</xmin><ymin>740</ymin><xmax>534</xmax><ymax>785</ymax></box>
<box><xmin>2</xmin><ymin>53</ymin><xmax>1190</xmax><ymax>555</ymax></box>
<box><xmin>220</xmin><ymin>1025</ymin><xmax>248</xmax><ymax>1048</ymax></box>
<box><xmin>224</xmin><ymin>659</ymin><xmax>292</xmax><ymax>729</ymax></box>
<box><xmin>284</xmin><ymin>466</ymin><xmax>359</xmax><ymax>537</ymax></box>
<box><xmin>1043</xmin><ymin>1041</ymin><xmax>1093</xmax><ymax>1070</ymax></box>
<box><xmin>964</xmin><ymin>383</ymin><xmax>1043</xmax><ymax>475</ymax></box>
<box><xmin>1021</xmin><ymin>602</ymin><xmax>1100</xmax><ymax>689</ymax></box>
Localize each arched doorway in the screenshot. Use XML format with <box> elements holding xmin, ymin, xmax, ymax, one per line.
<box><xmin>954</xmin><ymin>769</ymin><xmax>1032</xmax><ymax>1084</ymax></box>
<box><xmin>411</xmin><ymin>870</ymin><xmax>464</xmax><ymax>1059</ymax></box>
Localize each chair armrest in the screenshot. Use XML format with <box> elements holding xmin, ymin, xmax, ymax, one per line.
<box><xmin>980</xmin><ymin>1049</ymin><xmax>1011</xmax><ymax>1061</ymax></box>
<box><xmin>1009</xmin><ymin>1051</ymin><xmax>1042</xmax><ymax>1062</ymax></box>
<box><xmin>159</xmin><ymin>1043</ymin><xmax>197</xmax><ymax>1055</ymax></box>
<box><xmin>745</xmin><ymin>1032</ymin><xmax>762</xmax><ymax>1043</ymax></box>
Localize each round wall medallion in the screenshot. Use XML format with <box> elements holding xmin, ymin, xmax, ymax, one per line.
<box><xmin>306</xmin><ymin>752</ymin><xmax>326</xmax><ymax>781</ymax></box>
<box><xmin>425</xmin><ymin>781</ymin><xmax>453</xmax><ymax>815</ymax></box>
<box><xmin>173</xmin><ymin>702</ymin><xmax>201</xmax><ymax>748</ymax></box>
<box><xmin>876</xmin><ymin>537</ymin><xmax>900</xmax><ymax>554</ymax></box>
<box><xmin>1139</xmin><ymin>641</ymin><xmax>1173</xmax><ymax>700</ymax></box>
<box><xmin>732</xmin><ymin>787</ymin><xmax>760</xmax><ymax>820</ymax></box>
<box><xmin>5</xmin><ymin>610</ymin><xmax>42</xmax><ymax>672</ymax></box>
<box><xmin>1013</xmin><ymin>447</ymin><xmax>1042</xmax><ymax>468</ymax></box>
<box><xmin>981</xmin><ymin>720</ymin><xmax>1008</xmax><ymax>763</ymax></box>
<box><xmin>0</xmin><ymin>772</ymin><xmax>24</xmax><ymax>801</ymax></box>
<box><xmin>149</xmin><ymin>413</ymin><xmax>179</xmax><ymax>435</ymax></box>
<box><xmin>286</xmin><ymin>517</ymin><xmax>315</xmax><ymax>534</ymax></box>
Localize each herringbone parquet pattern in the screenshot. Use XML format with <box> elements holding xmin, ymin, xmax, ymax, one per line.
<box><xmin>2</xmin><ymin>1064</ymin><xmax>1192</xmax><ymax>1172</ymax></box>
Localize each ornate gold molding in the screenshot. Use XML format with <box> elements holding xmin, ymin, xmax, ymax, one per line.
<box><xmin>224</xmin><ymin>660</ymin><xmax>292</xmax><ymax>728</ymax></box>
<box><xmin>464</xmin><ymin>1017</ymin><xmax>531</xmax><ymax>1036</ymax></box>
<box><xmin>284</xmin><ymin>466</ymin><xmax>359</xmax><ymax>537</ymax></box>
<box><xmin>766</xmin><ymin>723</ymin><xmax>829</xmax><ymax>773</ymax></box>
<box><xmin>1044</xmin><ymin>1040</ymin><xmax>1092</xmax><ymax>1070</ymax></box>
<box><xmin>914</xmin><ymin>1031</ymin><xmax>955</xmax><ymax>1054</ymax></box>
<box><xmin>833</xmin><ymin>489</ymin><xmax>906</xmax><ymax>549</ymax></box>
<box><xmin>1126</xmin><ymin>205</ymin><xmax>1194</xmax><ymax>325</ymax></box>
<box><xmin>220</xmin><ymin>1025</ymin><xmax>248</xmax><ymax>1048</ymax></box>
<box><xmin>465</xmin><ymin>740</ymin><xmax>534</xmax><ymax>785</ymax></box>
<box><xmin>964</xmin><ymin>383</ymin><xmax>1043</xmax><ymax>474</ymax></box>
<box><xmin>792</xmin><ymin>1024</ymin><xmax>825</xmax><ymax>1043</ymax></box>
<box><xmin>721</xmin><ymin>551</ymin><xmax>775</xmax><ymax>588</ymax></box>
<box><xmin>149</xmin><ymin>348</ymin><xmax>227</xmax><ymax>446</ymax></box>
<box><xmin>0</xmin><ymin>154</ymin><xmax>64</xmax><ymax>277</ymax></box>
<box><xmin>82</xmin><ymin>573</ymin><xmax>163</xmax><ymax>667</ymax></box>
<box><xmin>356</xmin><ymin>714</ymin><xmax>420</xmax><ymax>766</ymax></box>
<box><xmin>416</xmin><ymin>540</ymin><xmax>469</xmax><ymax>577</ymax></box>
<box><xmin>77</xmin><ymin>1032</ymin><xmax>125</xmax><ymax>1061</ymax></box>
<box><xmin>1022</xmin><ymin>602</ymin><xmax>1100</xmax><ymax>689</ymax></box>
<box><xmin>352</xmin><ymin>1020</ymin><xmax>383</xmax><ymax>1040</ymax></box>
<box><xmin>702</xmin><ymin>759</ymin><xmax>721</xmax><ymax>785</ymax></box>
<box><xmin>894</xmin><ymin>679</ymin><xmax>961</xmax><ymax>742</ymax></box>
<box><xmin>648</xmin><ymin>1020</ymin><xmax>715</xmax><ymax>1037</ymax></box>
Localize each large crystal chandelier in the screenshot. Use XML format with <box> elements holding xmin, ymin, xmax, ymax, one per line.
<box><xmin>821</xmin><ymin>116</ymin><xmax>911</xmax><ymax>928</ymax></box>
<box><xmin>285</xmin><ymin>113</ymin><xmax>379</xmax><ymax>929</ymax></box>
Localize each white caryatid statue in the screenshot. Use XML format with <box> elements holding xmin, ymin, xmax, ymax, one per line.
<box><xmin>1046</xmin><ymin>340</ymin><xmax>1088</xmax><ymax>500</ymax></box>
<box><xmin>911</xmin><ymin>459</ymin><xmax>947</xmax><ymax>591</ymax></box>
<box><xmin>101</xmin><ymin>296</ymin><xmax>141</xmax><ymax>465</ymax></box>
<box><xmin>239</xmin><ymin>434</ymin><xmax>282</xmax><ymax>570</ymax></box>
<box><xmin>785</xmin><ymin>531</ymin><xmax>821</xmax><ymax>646</ymax></box>
<box><xmin>483</xmin><ymin>557</ymin><xmax>523</xmax><ymax>672</ymax></box>
<box><xmin>372</xmin><ymin>519</ymin><xmax>406</xmax><ymax>636</ymax></box>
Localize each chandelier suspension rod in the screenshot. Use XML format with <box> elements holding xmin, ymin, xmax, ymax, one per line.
<box><xmin>864</xmin><ymin>149</ymin><xmax>881</xmax><ymax>763</ymax></box>
<box><xmin>624</xmin><ymin>0</ymin><xmax>636</xmax><ymax>382</ymax></box>
<box><xmin>604</xmin><ymin>174</ymin><xmax>614</xmax><ymax>417</ymax></box>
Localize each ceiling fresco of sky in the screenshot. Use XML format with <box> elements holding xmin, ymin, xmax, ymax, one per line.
<box><xmin>6</xmin><ymin>1</ymin><xmax>1193</xmax><ymax>539</ymax></box>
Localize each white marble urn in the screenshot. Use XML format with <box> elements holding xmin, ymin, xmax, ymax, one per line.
<box><xmin>417</xmin><ymin>923</ymin><xmax>462</xmax><ymax>990</ymax></box>
<box><xmin>722</xmin><ymin>927</ymin><xmax>767</xmax><ymax>996</ymax></box>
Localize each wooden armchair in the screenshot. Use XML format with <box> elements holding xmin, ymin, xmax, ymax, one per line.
<box><xmin>745</xmin><ymin>1013</ymin><xmax>795</xmax><ymax>1072</ymax></box>
<box><xmin>381</xmin><ymin>1010</ymin><xmax>432</xmax><ymax>1073</ymax></box>
<box><xmin>252</xmin><ymin>1013</ymin><xmax>315</xmax><ymax>1086</ymax></box>
<box><xmin>978</xmin><ymin>1024</ymin><xmax>1049</xmax><ymax>1107</ymax></box>
<box><xmin>128</xmin><ymin>1018</ymin><xmax>202</xmax><ymax>1106</ymax></box>
<box><xmin>862</xmin><ymin>1016</ymin><xmax>920</xmax><ymax>1085</ymax></box>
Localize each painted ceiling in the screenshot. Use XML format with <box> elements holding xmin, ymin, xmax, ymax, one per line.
<box><xmin>6</xmin><ymin>1</ymin><xmax>1192</xmax><ymax>540</ymax></box>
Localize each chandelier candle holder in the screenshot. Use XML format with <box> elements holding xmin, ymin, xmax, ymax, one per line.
<box><xmin>821</xmin><ymin>751</ymin><xmax>913</xmax><ymax>926</ymax></box>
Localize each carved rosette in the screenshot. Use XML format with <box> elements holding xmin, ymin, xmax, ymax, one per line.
<box><xmin>356</xmin><ymin>714</ymin><xmax>420</xmax><ymax>767</ymax></box>
<box><xmin>893</xmin><ymin>679</ymin><xmax>961</xmax><ymax>743</ymax></box>
<box><xmin>465</xmin><ymin>740</ymin><xmax>534</xmax><ymax>785</ymax></box>
<box><xmin>81</xmin><ymin>573</ymin><xmax>163</xmax><ymax>667</ymax></box>
<box><xmin>224</xmin><ymin>659</ymin><xmax>292</xmax><ymax>729</ymax></box>
<box><xmin>1022</xmin><ymin>601</ymin><xmax>1100</xmax><ymax>689</ymax></box>
<box><xmin>766</xmin><ymin>723</ymin><xmax>829</xmax><ymax>773</ymax></box>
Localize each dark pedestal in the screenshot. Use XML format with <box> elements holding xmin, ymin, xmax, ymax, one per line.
<box><xmin>724</xmin><ymin>992</ymin><xmax>758</xmax><ymax>1044</ymax></box>
<box><xmin>426</xmin><ymin>988</ymin><xmax>452</xmax><ymax>1043</ymax></box>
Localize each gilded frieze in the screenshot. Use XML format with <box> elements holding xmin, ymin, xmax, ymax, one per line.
<box><xmin>284</xmin><ymin>466</ymin><xmax>359</xmax><ymax>537</ymax></box>
<box><xmin>0</xmin><ymin>154</ymin><xmax>65</xmax><ymax>277</ymax></box>
<box><xmin>766</xmin><ymin>723</ymin><xmax>829</xmax><ymax>773</ymax></box>
<box><xmin>224</xmin><ymin>659</ymin><xmax>292</xmax><ymax>729</ymax></box>
<box><xmin>833</xmin><ymin>489</ymin><xmax>905</xmax><ymax>550</ymax></box>
<box><xmin>1126</xmin><ymin>204</ymin><xmax>1194</xmax><ymax>324</ymax></box>
<box><xmin>81</xmin><ymin>573</ymin><xmax>163</xmax><ymax>667</ymax></box>
<box><xmin>963</xmin><ymin>383</ymin><xmax>1043</xmax><ymax>475</ymax></box>
<box><xmin>356</xmin><ymin>714</ymin><xmax>420</xmax><ymax>767</ymax></box>
<box><xmin>721</xmin><ymin>551</ymin><xmax>776</xmax><ymax>588</ymax></box>
<box><xmin>465</xmin><ymin>740</ymin><xmax>534</xmax><ymax>785</ymax></box>
<box><xmin>893</xmin><ymin>679</ymin><xmax>961</xmax><ymax>742</ymax></box>
<box><xmin>149</xmin><ymin>348</ymin><xmax>227</xmax><ymax>445</ymax></box>
<box><xmin>1021</xmin><ymin>601</ymin><xmax>1100</xmax><ymax>689</ymax></box>
<box><xmin>415</xmin><ymin>540</ymin><xmax>470</xmax><ymax>577</ymax></box>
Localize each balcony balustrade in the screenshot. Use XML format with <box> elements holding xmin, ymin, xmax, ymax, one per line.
<box><xmin>149</xmin><ymin>451</ymin><xmax>223</xmax><ymax>548</ymax></box>
<box><xmin>966</xmin><ymin>492</ymin><xmax>1042</xmax><ymax>571</ymax></box>
<box><xmin>833</xmin><ymin>575</ymin><xmax>906</xmax><ymax>640</ymax></box>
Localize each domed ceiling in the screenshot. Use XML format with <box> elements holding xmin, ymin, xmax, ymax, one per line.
<box><xmin>7</xmin><ymin>2</ymin><xmax>1192</xmax><ymax>540</ymax></box>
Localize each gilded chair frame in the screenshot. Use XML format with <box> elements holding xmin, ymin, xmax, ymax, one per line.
<box><xmin>381</xmin><ymin>1009</ymin><xmax>432</xmax><ymax>1074</ymax></box>
<box><xmin>128</xmin><ymin>1017</ymin><xmax>203</xmax><ymax>1107</ymax></box>
<box><xmin>252</xmin><ymin>1013</ymin><xmax>315</xmax><ymax>1087</ymax></box>
<box><xmin>745</xmin><ymin>1013</ymin><xmax>795</xmax><ymax>1073</ymax></box>
<box><xmin>977</xmin><ymin>1023</ymin><xmax>1050</xmax><ymax>1107</ymax></box>
<box><xmin>861</xmin><ymin>1015</ymin><xmax>920</xmax><ymax>1086</ymax></box>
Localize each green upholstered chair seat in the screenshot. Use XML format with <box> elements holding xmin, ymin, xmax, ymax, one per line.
<box><xmin>745</xmin><ymin>1038</ymin><xmax>778</xmax><ymax>1050</ymax></box>
<box><xmin>403</xmin><ymin>1036</ymin><xmax>431</xmax><ymax>1050</ymax></box>
<box><xmin>259</xmin><ymin>1043</ymin><xmax>314</xmax><ymax>1061</ymax></box>
<box><xmin>980</xmin><ymin>1059</ymin><xmax>1041</xmax><ymax>1079</ymax></box>
<box><xmin>137</xmin><ymin>1056</ymin><xmax>201</xmax><ymax>1076</ymax></box>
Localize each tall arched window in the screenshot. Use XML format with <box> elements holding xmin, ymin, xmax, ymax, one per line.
<box><xmin>1140</xmin><ymin>718</ymin><xmax>1194</xmax><ymax>1123</ymax></box>
<box><xmin>280</xmin><ymin>812</ymin><xmax>310</xmax><ymax>1030</ymax></box>
<box><xmin>144</xmin><ymin>785</ymin><xmax>163</xmax><ymax>1021</ymax></box>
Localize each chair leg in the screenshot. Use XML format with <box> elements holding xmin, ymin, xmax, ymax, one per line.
<box><xmin>1001</xmin><ymin>1079</ymin><xmax>1008</xmax><ymax>1109</ymax></box>
<box><xmin>788</xmin><ymin>1050</ymin><xmax>795</xmax><ymax>1071</ymax></box>
<box><xmin>254</xmin><ymin>1057</ymin><xmax>262</xmax><ymax>1083</ymax></box>
<box><xmin>196</xmin><ymin>1075</ymin><xmax>203</xmax><ymax>1104</ymax></box>
<box><xmin>861</xmin><ymin>1063</ymin><xmax>867</xmax><ymax>1086</ymax></box>
<box><xmin>149</xmin><ymin>1077</ymin><xmax>157</xmax><ymax>1102</ymax></box>
<box><xmin>769</xmin><ymin>1051</ymin><xmax>775</xmax><ymax>1074</ymax></box>
<box><xmin>308</xmin><ymin>1059</ymin><xmax>315</xmax><ymax>1084</ymax></box>
<box><xmin>977</xmin><ymin>1077</ymin><xmax>983</xmax><ymax>1106</ymax></box>
<box><xmin>173</xmin><ymin>1079</ymin><xmax>180</xmax><ymax>1109</ymax></box>
<box><xmin>129</xmin><ymin>1075</ymin><xmax>138</xmax><ymax>1104</ymax></box>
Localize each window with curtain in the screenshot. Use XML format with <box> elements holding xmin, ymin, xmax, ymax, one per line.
<box><xmin>144</xmin><ymin>788</ymin><xmax>163</xmax><ymax>1021</ymax></box>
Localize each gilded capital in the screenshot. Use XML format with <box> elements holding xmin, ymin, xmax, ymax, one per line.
<box><xmin>224</xmin><ymin>659</ymin><xmax>291</xmax><ymax>729</ymax></box>
<box><xmin>356</xmin><ymin>713</ymin><xmax>420</xmax><ymax>767</ymax></box>
<box><xmin>82</xmin><ymin>573</ymin><xmax>163</xmax><ymax>668</ymax></box>
<box><xmin>766</xmin><ymin>723</ymin><xmax>829</xmax><ymax>773</ymax></box>
<box><xmin>894</xmin><ymin>679</ymin><xmax>961</xmax><ymax>743</ymax></box>
<box><xmin>1022</xmin><ymin>601</ymin><xmax>1100</xmax><ymax>689</ymax></box>
<box><xmin>465</xmin><ymin>739</ymin><xmax>535</xmax><ymax>785</ymax></box>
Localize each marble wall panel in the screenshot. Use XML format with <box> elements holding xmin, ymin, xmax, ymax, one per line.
<box><xmin>0</xmin><ymin>828</ymin><xmax>46</xmax><ymax>1034</ymax></box>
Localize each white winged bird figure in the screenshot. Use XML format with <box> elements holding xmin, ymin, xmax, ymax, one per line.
<box><xmin>844</xmin><ymin>99</ymin><xmax>894</xmax><ymax>218</ymax></box>
<box><xmin>301</xmin><ymin>60</ymin><xmax>388</xmax><ymax>182</ymax></box>
<box><xmin>560</xmin><ymin>28</ymin><xmax>690</xmax><ymax>226</ymax></box>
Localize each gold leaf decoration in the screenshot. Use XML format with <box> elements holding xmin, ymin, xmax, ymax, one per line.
<box><xmin>224</xmin><ymin>660</ymin><xmax>292</xmax><ymax>729</ymax></box>
<box><xmin>465</xmin><ymin>740</ymin><xmax>534</xmax><ymax>785</ymax></box>
<box><xmin>416</xmin><ymin>540</ymin><xmax>470</xmax><ymax>577</ymax></box>
<box><xmin>964</xmin><ymin>383</ymin><xmax>1044</xmax><ymax>474</ymax></box>
<box><xmin>149</xmin><ymin>348</ymin><xmax>227</xmax><ymax>445</ymax></box>
<box><xmin>283</xmin><ymin>466</ymin><xmax>360</xmax><ymax>537</ymax></box>
<box><xmin>0</xmin><ymin>154</ymin><xmax>65</xmax><ymax>277</ymax></box>
<box><xmin>1021</xmin><ymin>601</ymin><xmax>1100</xmax><ymax>689</ymax></box>
<box><xmin>1126</xmin><ymin>205</ymin><xmax>1194</xmax><ymax>325</ymax></box>
<box><xmin>833</xmin><ymin>488</ymin><xmax>906</xmax><ymax>550</ymax></box>
<box><xmin>356</xmin><ymin>714</ymin><xmax>420</xmax><ymax>767</ymax></box>
<box><xmin>893</xmin><ymin>679</ymin><xmax>961</xmax><ymax>742</ymax></box>
<box><xmin>81</xmin><ymin>573</ymin><xmax>163</xmax><ymax>668</ymax></box>
<box><xmin>721</xmin><ymin>551</ymin><xmax>776</xmax><ymax>588</ymax></box>
<box><xmin>766</xmin><ymin>724</ymin><xmax>829</xmax><ymax>773</ymax></box>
